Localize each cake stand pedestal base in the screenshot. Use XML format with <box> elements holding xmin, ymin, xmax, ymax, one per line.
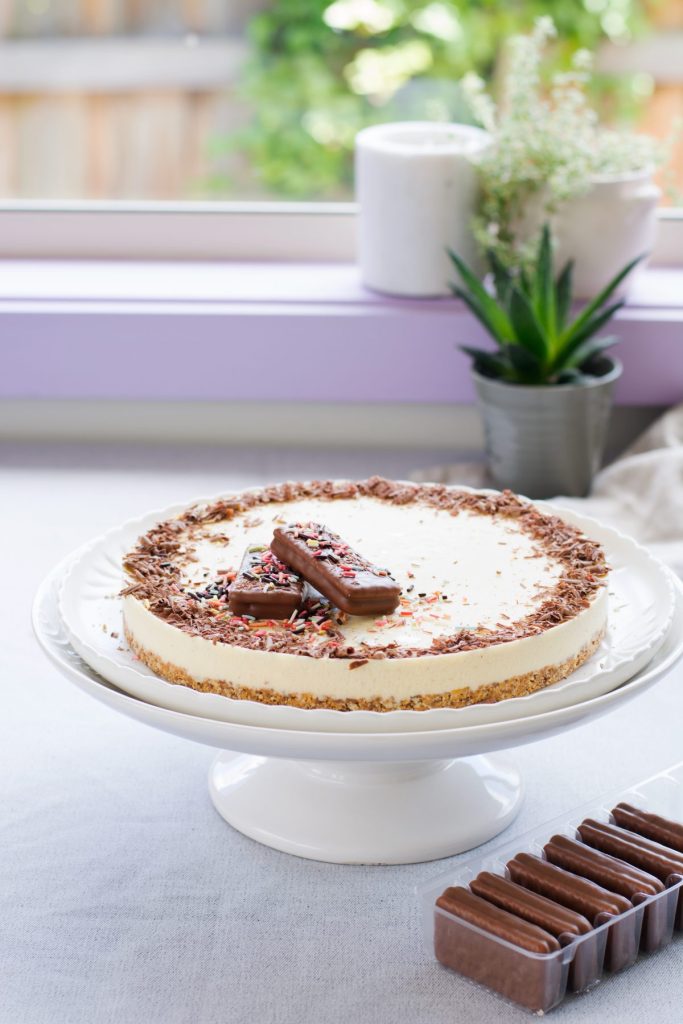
<box><xmin>208</xmin><ymin>752</ymin><xmax>523</xmax><ymax>864</ymax></box>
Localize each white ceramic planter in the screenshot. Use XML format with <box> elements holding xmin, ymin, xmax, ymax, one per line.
<box><xmin>355</xmin><ymin>121</ymin><xmax>491</xmax><ymax>297</ymax></box>
<box><xmin>538</xmin><ymin>170</ymin><xmax>659</xmax><ymax>299</ymax></box>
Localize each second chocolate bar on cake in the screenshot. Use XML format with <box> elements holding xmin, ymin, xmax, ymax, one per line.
<box><xmin>228</xmin><ymin>545</ymin><xmax>304</xmax><ymax>619</ymax></box>
<box><xmin>271</xmin><ymin>522</ymin><xmax>400</xmax><ymax>616</ymax></box>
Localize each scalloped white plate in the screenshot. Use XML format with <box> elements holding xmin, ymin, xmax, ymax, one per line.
<box><xmin>57</xmin><ymin>489</ymin><xmax>675</xmax><ymax>734</ymax></box>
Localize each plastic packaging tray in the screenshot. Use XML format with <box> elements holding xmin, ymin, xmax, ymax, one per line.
<box><xmin>419</xmin><ymin>760</ymin><xmax>683</xmax><ymax>1013</ymax></box>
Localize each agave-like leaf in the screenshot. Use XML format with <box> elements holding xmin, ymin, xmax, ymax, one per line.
<box><xmin>519</xmin><ymin>266</ymin><xmax>533</xmax><ymax>299</ymax></box>
<box><xmin>565</xmin><ymin>335</ymin><xmax>619</xmax><ymax>371</ymax></box>
<box><xmin>554</xmin><ymin>301</ymin><xmax>624</xmax><ymax>370</ymax></box>
<box><xmin>448</xmin><ymin>249</ymin><xmax>514</xmax><ymax>345</ymax></box>
<box><xmin>450</xmin><ymin>285</ymin><xmax>511</xmax><ymax>348</ymax></box>
<box><xmin>559</xmin><ymin>253</ymin><xmax>644</xmax><ymax>347</ymax></box>
<box><xmin>533</xmin><ymin>225</ymin><xmax>555</xmax><ymax>338</ymax></box>
<box><xmin>555</xmin><ymin>368</ymin><xmax>588</xmax><ymax>385</ymax></box>
<box><xmin>507</xmin><ymin>343</ymin><xmax>544</xmax><ymax>384</ymax></box>
<box><xmin>487</xmin><ymin>249</ymin><xmax>514</xmax><ymax>312</ymax></box>
<box><xmin>508</xmin><ymin>286</ymin><xmax>550</xmax><ymax>363</ymax></box>
<box><xmin>555</xmin><ymin>260</ymin><xmax>574</xmax><ymax>333</ymax></box>
<box><xmin>460</xmin><ymin>345</ymin><xmax>512</xmax><ymax>380</ymax></box>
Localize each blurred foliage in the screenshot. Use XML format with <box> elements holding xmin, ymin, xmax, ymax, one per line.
<box><xmin>209</xmin><ymin>0</ymin><xmax>649</xmax><ymax>198</ymax></box>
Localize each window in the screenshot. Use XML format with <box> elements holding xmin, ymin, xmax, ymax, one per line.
<box><xmin>0</xmin><ymin>1</ymin><xmax>680</xmax><ymax>260</ymax></box>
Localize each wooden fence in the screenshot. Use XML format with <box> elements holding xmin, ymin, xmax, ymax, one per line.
<box><xmin>0</xmin><ymin>0</ymin><xmax>678</xmax><ymax>201</ymax></box>
<box><xmin>0</xmin><ymin>0</ymin><xmax>265</xmax><ymax>36</ymax></box>
<box><xmin>0</xmin><ymin>0</ymin><xmax>262</xmax><ymax>199</ymax></box>
<box><xmin>0</xmin><ymin>37</ymin><xmax>247</xmax><ymax>198</ymax></box>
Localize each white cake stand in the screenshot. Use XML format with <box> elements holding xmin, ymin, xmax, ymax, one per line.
<box><xmin>34</xmin><ymin>558</ymin><xmax>683</xmax><ymax>865</ymax></box>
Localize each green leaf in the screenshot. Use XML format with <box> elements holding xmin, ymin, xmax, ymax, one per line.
<box><xmin>565</xmin><ymin>335</ymin><xmax>619</xmax><ymax>371</ymax></box>
<box><xmin>533</xmin><ymin>224</ymin><xmax>555</xmax><ymax>338</ymax></box>
<box><xmin>559</xmin><ymin>253</ymin><xmax>644</xmax><ymax>348</ymax></box>
<box><xmin>450</xmin><ymin>286</ymin><xmax>510</xmax><ymax>348</ymax></box>
<box><xmin>508</xmin><ymin>286</ymin><xmax>550</xmax><ymax>363</ymax></box>
<box><xmin>459</xmin><ymin>345</ymin><xmax>512</xmax><ymax>380</ymax></box>
<box><xmin>555</xmin><ymin>260</ymin><xmax>574</xmax><ymax>332</ymax></box>
<box><xmin>509</xmin><ymin>342</ymin><xmax>540</xmax><ymax>374</ymax></box>
<box><xmin>555</xmin><ymin>301</ymin><xmax>624</xmax><ymax>369</ymax></box>
<box><xmin>507</xmin><ymin>343</ymin><xmax>543</xmax><ymax>383</ymax></box>
<box><xmin>519</xmin><ymin>267</ymin><xmax>533</xmax><ymax>299</ymax></box>
<box><xmin>487</xmin><ymin>249</ymin><xmax>513</xmax><ymax>312</ymax></box>
<box><xmin>448</xmin><ymin>249</ymin><xmax>514</xmax><ymax>344</ymax></box>
<box><xmin>555</xmin><ymin>368</ymin><xmax>589</xmax><ymax>385</ymax></box>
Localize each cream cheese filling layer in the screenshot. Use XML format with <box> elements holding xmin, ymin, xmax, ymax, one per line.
<box><xmin>123</xmin><ymin>589</ymin><xmax>607</xmax><ymax>703</ymax></box>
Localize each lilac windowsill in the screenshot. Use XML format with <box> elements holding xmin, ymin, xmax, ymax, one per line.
<box><xmin>2</xmin><ymin>261</ymin><xmax>682</xmax><ymax>405</ymax></box>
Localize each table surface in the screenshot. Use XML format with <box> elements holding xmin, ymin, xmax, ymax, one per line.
<box><xmin>3</xmin><ymin>442</ymin><xmax>683</xmax><ymax>1024</ymax></box>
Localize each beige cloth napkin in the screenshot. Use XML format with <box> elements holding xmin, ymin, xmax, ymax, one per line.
<box><xmin>412</xmin><ymin>405</ymin><xmax>683</xmax><ymax>574</ymax></box>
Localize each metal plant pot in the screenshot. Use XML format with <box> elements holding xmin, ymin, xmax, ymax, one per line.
<box><xmin>472</xmin><ymin>356</ymin><xmax>623</xmax><ymax>499</ymax></box>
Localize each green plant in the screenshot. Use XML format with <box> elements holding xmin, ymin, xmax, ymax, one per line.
<box><xmin>463</xmin><ymin>17</ymin><xmax>662</xmax><ymax>270</ymax></box>
<box><xmin>450</xmin><ymin>224</ymin><xmax>642</xmax><ymax>385</ymax></box>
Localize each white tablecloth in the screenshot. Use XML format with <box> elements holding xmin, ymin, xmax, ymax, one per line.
<box><xmin>3</xmin><ymin>442</ymin><xmax>683</xmax><ymax>1024</ymax></box>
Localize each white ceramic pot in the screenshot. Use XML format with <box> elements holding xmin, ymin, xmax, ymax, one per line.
<box><xmin>355</xmin><ymin>121</ymin><xmax>491</xmax><ymax>297</ymax></box>
<box><xmin>544</xmin><ymin>170</ymin><xmax>659</xmax><ymax>299</ymax></box>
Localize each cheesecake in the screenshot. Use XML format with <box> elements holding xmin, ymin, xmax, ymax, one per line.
<box><xmin>121</xmin><ymin>478</ymin><xmax>608</xmax><ymax>711</ymax></box>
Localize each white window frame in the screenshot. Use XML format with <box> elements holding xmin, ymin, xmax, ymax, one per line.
<box><xmin>0</xmin><ymin>200</ymin><xmax>680</xmax><ymax>264</ymax></box>
<box><xmin>0</xmin><ymin>201</ymin><xmax>356</xmax><ymax>261</ymax></box>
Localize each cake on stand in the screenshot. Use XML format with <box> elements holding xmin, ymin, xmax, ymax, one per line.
<box><xmin>34</xmin><ymin>545</ymin><xmax>683</xmax><ymax>864</ymax></box>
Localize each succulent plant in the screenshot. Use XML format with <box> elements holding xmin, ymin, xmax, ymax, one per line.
<box><xmin>449</xmin><ymin>224</ymin><xmax>643</xmax><ymax>386</ymax></box>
